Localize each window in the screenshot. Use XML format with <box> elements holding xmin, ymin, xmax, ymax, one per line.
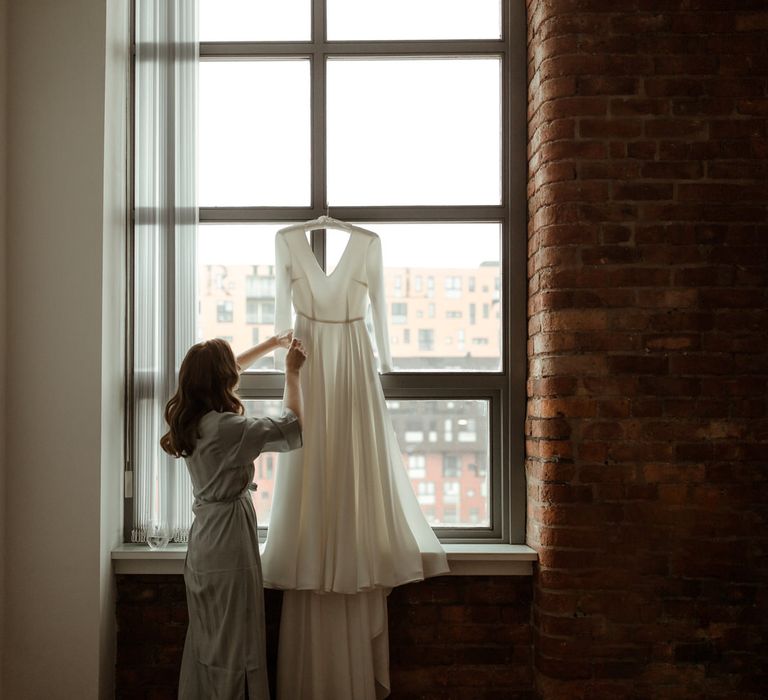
<box><xmin>391</xmin><ymin>302</ymin><xmax>408</xmax><ymax>324</ymax></box>
<box><xmin>443</xmin><ymin>481</ymin><xmax>460</xmax><ymax>504</ymax></box>
<box><xmin>217</xmin><ymin>300</ymin><xmax>234</xmax><ymax>323</ymax></box>
<box><xmin>443</xmin><ymin>454</ymin><xmax>461</xmax><ymax>478</ymax></box>
<box><xmin>418</xmin><ymin>329</ymin><xmax>435</xmax><ymax>352</ymax></box>
<box><xmin>129</xmin><ymin>0</ymin><xmax>526</xmax><ymax>545</ymax></box>
<box><xmin>444</xmin><ymin>276</ymin><xmax>462</xmax><ymax>298</ymax></box>
<box><xmin>417</xmin><ymin>482</ymin><xmax>436</xmax><ymax>505</ymax></box>
<box><xmin>246</xmin><ymin>270</ymin><xmax>275</xmax><ymax>298</ymax></box>
<box><xmin>246</xmin><ymin>300</ymin><xmax>275</xmax><ymax>325</ymax></box>
<box><xmin>408</xmin><ymin>454</ymin><xmax>426</xmax><ymax>479</ymax></box>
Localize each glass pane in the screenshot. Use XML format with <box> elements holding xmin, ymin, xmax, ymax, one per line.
<box><xmin>328</xmin><ymin>0</ymin><xmax>500</xmax><ymax>40</ymax></box>
<box><xmin>200</xmin><ymin>0</ymin><xmax>310</xmax><ymax>41</ymax></box>
<box><xmin>246</xmin><ymin>399</ymin><xmax>490</xmax><ymax>529</ymax></box>
<box><xmin>243</xmin><ymin>400</ymin><xmax>286</xmax><ymax>525</ymax></box>
<box><xmin>199</xmin><ymin>61</ymin><xmax>311</xmax><ymax>206</ymax></box>
<box><xmin>327</xmin><ymin>58</ymin><xmax>501</xmax><ymax>206</ymax></box>
<box><xmin>197</xmin><ymin>224</ymin><xmax>286</xmax><ymax>369</ymax></box>
<box><xmin>387</xmin><ymin>399</ymin><xmax>490</xmax><ymax>527</ymax></box>
<box><xmin>327</xmin><ymin>224</ymin><xmax>502</xmax><ymax>371</ymax></box>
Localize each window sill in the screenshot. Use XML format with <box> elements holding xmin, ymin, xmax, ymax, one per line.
<box><xmin>112</xmin><ymin>543</ymin><xmax>537</xmax><ymax>576</ymax></box>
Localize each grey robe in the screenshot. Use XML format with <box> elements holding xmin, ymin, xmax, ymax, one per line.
<box><xmin>179</xmin><ymin>409</ymin><xmax>302</xmax><ymax>700</ymax></box>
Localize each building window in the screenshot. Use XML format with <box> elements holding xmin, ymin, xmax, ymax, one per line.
<box><xmin>444</xmin><ymin>276</ymin><xmax>462</xmax><ymax>298</ymax></box>
<box><xmin>443</xmin><ymin>454</ymin><xmax>461</xmax><ymax>478</ymax></box>
<box><xmin>417</xmin><ymin>482</ymin><xmax>436</xmax><ymax>505</ymax></box>
<box><xmin>129</xmin><ymin>0</ymin><xmax>526</xmax><ymax>545</ymax></box>
<box><xmin>391</xmin><ymin>302</ymin><xmax>408</xmax><ymax>324</ymax></box>
<box><xmin>408</xmin><ymin>454</ymin><xmax>426</xmax><ymax>479</ymax></box>
<box><xmin>443</xmin><ymin>481</ymin><xmax>461</xmax><ymax>504</ymax></box>
<box><xmin>246</xmin><ymin>271</ymin><xmax>275</xmax><ymax>298</ymax></box>
<box><xmin>217</xmin><ymin>300</ymin><xmax>234</xmax><ymax>323</ymax></box>
<box><xmin>247</xmin><ymin>299</ymin><xmax>275</xmax><ymax>324</ymax></box>
<box><xmin>418</xmin><ymin>329</ymin><xmax>434</xmax><ymax>352</ymax></box>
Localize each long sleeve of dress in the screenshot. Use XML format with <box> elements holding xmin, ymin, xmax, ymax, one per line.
<box><xmin>366</xmin><ymin>235</ymin><xmax>393</xmax><ymax>373</ymax></box>
<box><xmin>274</xmin><ymin>231</ymin><xmax>293</xmax><ymax>371</ymax></box>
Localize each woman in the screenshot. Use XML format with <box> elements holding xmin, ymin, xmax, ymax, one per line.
<box><xmin>161</xmin><ymin>332</ymin><xmax>307</xmax><ymax>699</ymax></box>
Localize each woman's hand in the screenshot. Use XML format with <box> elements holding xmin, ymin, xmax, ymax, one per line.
<box><xmin>273</xmin><ymin>329</ymin><xmax>294</xmax><ymax>349</ymax></box>
<box><xmin>236</xmin><ymin>330</ymin><xmax>293</xmax><ymax>372</ymax></box>
<box><xmin>285</xmin><ymin>338</ymin><xmax>307</xmax><ymax>374</ymax></box>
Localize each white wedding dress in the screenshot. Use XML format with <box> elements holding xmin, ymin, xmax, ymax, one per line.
<box><xmin>262</xmin><ymin>219</ymin><xmax>449</xmax><ymax>699</ymax></box>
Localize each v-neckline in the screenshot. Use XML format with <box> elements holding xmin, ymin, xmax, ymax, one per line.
<box><xmin>300</xmin><ymin>228</ymin><xmax>355</xmax><ymax>280</ymax></box>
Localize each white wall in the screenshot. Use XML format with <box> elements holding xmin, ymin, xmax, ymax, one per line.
<box><xmin>4</xmin><ymin>0</ymin><xmax>126</xmax><ymax>697</ymax></box>
<box><xmin>0</xmin><ymin>0</ymin><xmax>7</xmax><ymax>693</ymax></box>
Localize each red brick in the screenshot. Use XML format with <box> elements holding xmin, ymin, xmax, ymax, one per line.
<box><xmin>644</xmin><ymin>77</ymin><xmax>707</xmax><ymax>98</ymax></box>
<box><xmin>627</xmin><ymin>141</ymin><xmax>658</xmax><ymax>159</ymax></box>
<box><xmin>640</xmin><ymin>161</ymin><xmax>703</xmax><ymax>179</ymax></box>
<box><xmin>673</xmin><ymin>97</ymin><xmax>736</xmax><ymax>116</ymax></box>
<box><xmin>654</xmin><ymin>55</ymin><xmax>719</xmax><ymax>75</ymax></box>
<box><xmin>645</xmin><ymin>118</ymin><xmax>708</xmax><ymax>138</ymax></box>
<box><xmin>736</xmin><ymin>11</ymin><xmax>768</xmax><ymax>30</ymax></box>
<box><xmin>537</xmin><ymin>138</ymin><xmax>609</xmax><ymax>164</ymax></box>
<box><xmin>613</xmin><ymin>182</ymin><xmax>674</xmax><ymax>200</ymax></box>
<box><xmin>579</xmin><ymin>161</ymin><xmax>640</xmax><ymax>180</ymax></box>
<box><xmin>610</xmin><ymin>98</ymin><xmax>669</xmax><ymax>116</ymax></box>
<box><xmin>576</xmin><ymin>76</ymin><xmax>640</xmax><ymax>96</ymax></box>
<box><xmin>579</xmin><ymin>118</ymin><xmax>643</xmax><ymax>139</ymax></box>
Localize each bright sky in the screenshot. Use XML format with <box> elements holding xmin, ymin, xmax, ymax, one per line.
<box><xmin>199</xmin><ymin>57</ymin><xmax>501</xmax><ymax>207</ymax></box>
<box><xmin>199</xmin><ymin>0</ymin><xmax>500</xmax><ymax>41</ymax></box>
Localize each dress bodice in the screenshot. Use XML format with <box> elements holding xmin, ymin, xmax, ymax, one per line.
<box><xmin>275</xmin><ymin>225</ymin><xmax>393</xmax><ymax>372</ymax></box>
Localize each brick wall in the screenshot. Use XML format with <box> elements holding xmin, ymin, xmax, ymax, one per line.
<box><xmin>115</xmin><ymin>575</ymin><xmax>534</xmax><ymax>700</ymax></box>
<box><xmin>526</xmin><ymin>1</ymin><xmax>768</xmax><ymax>699</ymax></box>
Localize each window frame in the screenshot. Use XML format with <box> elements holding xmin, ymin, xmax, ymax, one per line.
<box><xmin>127</xmin><ymin>0</ymin><xmax>527</xmax><ymax>545</ymax></box>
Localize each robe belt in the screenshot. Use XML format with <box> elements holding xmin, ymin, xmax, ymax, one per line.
<box><xmin>195</xmin><ymin>482</ymin><xmax>258</xmax><ymax>506</ymax></box>
<box><xmin>295</xmin><ymin>311</ymin><xmax>363</xmax><ymax>324</ymax></box>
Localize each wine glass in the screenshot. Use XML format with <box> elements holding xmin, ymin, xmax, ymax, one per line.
<box><xmin>146</xmin><ymin>520</ymin><xmax>170</xmax><ymax>550</ymax></box>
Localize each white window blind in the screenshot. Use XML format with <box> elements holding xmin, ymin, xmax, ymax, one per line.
<box><xmin>131</xmin><ymin>0</ymin><xmax>198</xmax><ymax>543</ymax></box>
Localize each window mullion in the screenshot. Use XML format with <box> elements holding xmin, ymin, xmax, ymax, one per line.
<box><xmin>198</xmin><ymin>205</ymin><xmax>509</xmax><ymax>224</ymax></box>
<box><xmin>198</xmin><ymin>40</ymin><xmax>506</xmax><ymax>58</ymax></box>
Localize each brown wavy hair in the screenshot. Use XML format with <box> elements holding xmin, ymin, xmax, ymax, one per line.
<box><xmin>160</xmin><ymin>338</ymin><xmax>244</xmax><ymax>457</ymax></box>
